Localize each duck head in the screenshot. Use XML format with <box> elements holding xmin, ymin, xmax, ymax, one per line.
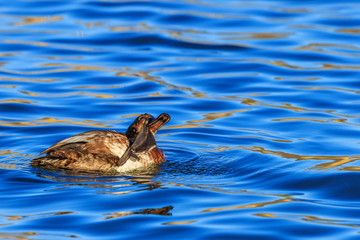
<box><xmin>117</xmin><ymin>113</ymin><xmax>170</xmax><ymax>165</ymax></box>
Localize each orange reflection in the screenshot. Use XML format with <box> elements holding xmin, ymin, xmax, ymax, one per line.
<box><xmin>0</xmin><ymin>117</ymin><xmax>116</xmax><ymax>128</ymax></box>
<box><xmin>299</xmin><ymin>86</ymin><xmax>360</xmax><ymax>96</ymax></box>
<box><xmin>0</xmin><ymin>211</ymin><xmax>74</xmax><ymax>221</ymax></box>
<box><xmin>296</xmin><ymin>43</ymin><xmax>360</xmax><ymax>57</ymax></box>
<box><xmin>0</xmin><ymin>121</ymin><xmax>35</xmax><ymax>127</ymax></box>
<box><xmin>0</xmin><ymin>99</ymin><xmax>34</xmax><ymax>104</ymax></box>
<box><xmin>20</xmin><ymin>91</ymin><xmax>38</xmax><ymax>97</ymax></box>
<box><xmin>3</xmin><ymin>40</ymin><xmax>48</xmax><ymax>47</ymax></box>
<box><xmin>13</xmin><ymin>16</ymin><xmax>62</xmax><ymax>26</ymax></box>
<box><xmin>42</xmin><ymin>63</ymin><xmax>112</xmax><ymax>73</ymax></box>
<box><xmin>276</xmin><ymin>7</ymin><xmax>308</xmax><ymax>13</ymax></box>
<box><xmin>340</xmin><ymin>167</ymin><xmax>360</xmax><ymax>172</ymax></box>
<box><xmin>0</xmin><ymin>232</ymin><xmax>39</xmax><ymax>240</ymax></box>
<box><xmin>251</xmin><ymin>57</ymin><xmax>360</xmax><ymax>70</ymax></box>
<box><xmin>322</xmin><ymin>64</ymin><xmax>360</xmax><ymax>70</ymax></box>
<box><xmin>0</xmin><ymin>150</ymin><xmax>21</xmax><ymax>156</ymax></box>
<box><xmin>0</xmin><ymin>85</ymin><xmax>15</xmax><ymax>89</ymax></box>
<box><xmin>242</xmin><ymin>98</ymin><xmax>306</xmax><ymax>112</ymax></box>
<box><xmin>0</xmin><ymin>53</ymin><xmax>15</xmax><ymax>57</ymax></box>
<box><xmin>273</xmin><ymin>117</ymin><xmax>329</xmax><ymax>123</ymax></box>
<box><xmin>115</xmin><ymin>68</ymin><xmax>208</xmax><ymax>98</ymax></box>
<box><xmin>237</xmin><ymin>93</ymin><xmax>360</xmax><ymax>123</ymax></box>
<box><xmin>0</xmin><ymin>150</ymin><xmax>32</xmax><ymax>170</ymax></box>
<box><xmin>241</xmin><ymin>145</ymin><xmax>360</xmax><ymax>170</ymax></box>
<box><xmin>73</xmin><ymin>85</ymin><xmax>121</xmax><ymax>89</ymax></box>
<box><xmin>0</xmin><ymin>76</ymin><xmax>56</xmax><ymax>83</ymax></box>
<box><xmin>255</xmin><ymin>212</ymin><xmax>360</xmax><ymax>228</ymax></box>
<box><xmin>187</xmin><ymin>109</ymin><xmax>251</xmax><ymax>124</ymax></box>
<box><xmin>20</xmin><ymin>91</ymin><xmax>116</xmax><ymax>99</ymax></box>
<box><xmin>225</xmin><ymin>32</ymin><xmax>292</xmax><ymax>40</ymax></box>
<box><xmin>75</xmin><ymin>92</ymin><xmax>114</xmax><ymax>99</ymax></box>
<box><xmin>275</xmin><ymin>76</ymin><xmax>319</xmax><ymax>81</ymax></box>
<box><xmin>165</xmin><ymin>124</ymin><xmax>212</xmax><ymax>129</ymax></box>
<box><xmin>273</xmin><ymin>117</ymin><xmax>354</xmax><ymax>126</ymax></box>
<box><xmin>163</xmin><ymin>220</ymin><xmax>197</xmax><ymax>225</ymax></box>
<box><xmin>201</xmin><ymin>196</ymin><xmax>292</xmax><ymax>213</ymax></box>
<box><xmin>270</xmin><ymin>60</ymin><xmax>302</xmax><ymax>69</ymax></box>
<box><xmin>36</xmin><ymin>117</ymin><xmax>116</xmax><ymax>127</ymax></box>
<box><xmin>238</xmin><ymin>135</ymin><xmax>292</xmax><ymax>143</ymax></box>
<box><xmin>338</xmin><ymin>29</ymin><xmax>360</xmax><ymax>34</ymax></box>
<box><xmin>2</xmin><ymin>41</ymin><xmax>95</xmax><ymax>54</ymax></box>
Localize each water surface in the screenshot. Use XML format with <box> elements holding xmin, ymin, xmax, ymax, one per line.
<box><xmin>1</xmin><ymin>0</ymin><xmax>360</xmax><ymax>239</ymax></box>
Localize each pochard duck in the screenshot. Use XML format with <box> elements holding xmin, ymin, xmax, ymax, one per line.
<box><xmin>31</xmin><ymin>113</ymin><xmax>170</xmax><ymax>172</ymax></box>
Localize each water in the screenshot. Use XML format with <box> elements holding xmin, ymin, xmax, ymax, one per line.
<box><xmin>1</xmin><ymin>0</ymin><xmax>360</xmax><ymax>239</ymax></box>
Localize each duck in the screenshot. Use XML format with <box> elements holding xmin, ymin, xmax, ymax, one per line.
<box><xmin>31</xmin><ymin>113</ymin><xmax>170</xmax><ymax>173</ymax></box>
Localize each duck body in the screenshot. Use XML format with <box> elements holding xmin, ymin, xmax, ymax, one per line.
<box><xmin>31</xmin><ymin>113</ymin><xmax>170</xmax><ymax>173</ymax></box>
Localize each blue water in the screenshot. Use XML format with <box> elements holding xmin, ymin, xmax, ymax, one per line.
<box><xmin>1</xmin><ymin>0</ymin><xmax>360</xmax><ymax>239</ymax></box>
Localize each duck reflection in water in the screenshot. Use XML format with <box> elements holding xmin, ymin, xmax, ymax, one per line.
<box><xmin>104</xmin><ymin>206</ymin><xmax>173</xmax><ymax>219</ymax></box>
<box><xmin>31</xmin><ymin>113</ymin><xmax>170</xmax><ymax>173</ymax></box>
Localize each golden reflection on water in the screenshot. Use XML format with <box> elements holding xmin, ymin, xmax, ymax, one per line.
<box><xmin>37</xmin><ymin>117</ymin><xmax>118</xmax><ymax>127</ymax></box>
<box><xmin>164</xmin><ymin>109</ymin><xmax>254</xmax><ymax>130</ymax></box>
<box><xmin>3</xmin><ymin>40</ymin><xmax>48</xmax><ymax>47</ymax></box>
<box><xmin>201</xmin><ymin>195</ymin><xmax>292</xmax><ymax>213</ymax></box>
<box><xmin>13</xmin><ymin>16</ymin><xmax>62</xmax><ymax>26</ymax></box>
<box><xmin>20</xmin><ymin>91</ymin><xmax>38</xmax><ymax>97</ymax></box>
<box><xmin>187</xmin><ymin>109</ymin><xmax>251</xmax><ymax>124</ymax></box>
<box><xmin>116</xmin><ymin>68</ymin><xmax>209</xmax><ymax>99</ymax></box>
<box><xmin>0</xmin><ymin>117</ymin><xmax>116</xmax><ymax>128</ymax></box>
<box><xmin>0</xmin><ymin>53</ymin><xmax>15</xmax><ymax>57</ymax></box>
<box><xmin>298</xmin><ymin>86</ymin><xmax>360</xmax><ymax>103</ymax></box>
<box><xmin>0</xmin><ymin>211</ymin><xmax>74</xmax><ymax>221</ymax></box>
<box><xmin>235</xmin><ymin>95</ymin><xmax>360</xmax><ymax>126</ymax></box>
<box><xmin>17</xmin><ymin>91</ymin><xmax>116</xmax><ymax>99</ymax></box>
<box><xmin>273</xmin><ymin>117</ymin><xmax>344</xmax><ymax>124</ymax></box>
<box><xmin>255</xmin><ymin>213</ymin><xmax>360</xmax><ymax>229</ymax></box>
<box><xmin>0</xmin><ymin>76</ymin><xmax>57</xmax><ymax>83</ymax></box>
<box><xmin>275</xmin><ymin>76</ymin><xmax>320</xmax><ymax>81</ymax></box>
<box><xmin>340</xmin><ymin>166</ymin><xmax>360</xmax><ymax>171</ymax></box>
<box><xmin>41</xmin><ymin>63</ymin><xmax>111</xmax><ymax>73</ymax></box>
<box><xmin>0</xmin><ymin>85</ymin><xmax>15</xmax><ymax>89</ymax></box>
<box><xmin>224</xmin><ymin>32</ymin><xmax>292</xmax><ymax>40</ymax></box>
<box><xmin>296</xmin><ymin>43</ymin><xmax>360</xmax><ymax>57</ymax></box>
<box><xmin>242</xmin><ymin>98</ymin><xmax>306</xmax><ymax>112</ymax></box>
<box><xmin>238</xmin><ymin>135</ymin><xmax>293</xmax><ymax>143</ymax></box>
<box><xmin>75</xmin><ymin>92</ymin><xmax>115</xmax><ymax>99</ymax></box>
<box><xmin>338</xmin><ymin>29</ymin><xmax>360</xmax><ymax>34</ymax></box>
<box><xmin>0</xmin><ymin>99</ymin><xmax>35</xmax><ymax>104</ymax></box>
<box><xmin>250</xmin><ymin>58</ymin><xmax>360</xmax><ymax>70</ymax></box>
<box><xmin>241</xmin><ymin>145</ymin><xmax>360</xmax><ymax>170</ymax></box>
<box><xmin>165</xmin><ymin>124</ymin><xmax>212</xmax><ymax>129</ymax></box>
<box><xmin>2</xmin><ymin>41</ymin><xmax>95</xmax><ymax>54</ymax></box>
<box><xmin>0</xmin><ymin>232</ymin><xmax>39</xmax><ymax>240</ymax></box>
<box><xmin>163</xmin><ymin>220</ymin><xmax>197</xmax><ymax>225</ymax></box>
<box><xmin>0</xmin><ymin>150</ymin><xmax>32</xmax><ymax>170</ymax></box>
<box><xmin>0</xmin><ymin>212</ymin><xmax>78</xmax><ymax>239</ymax></box>
<box><xmin>274</xmin><ymin>7</ymin><xmax>309</xmax><ymax>13</ymax></box>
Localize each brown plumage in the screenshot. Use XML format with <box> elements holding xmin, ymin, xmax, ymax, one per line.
<box><xmin>31</xmin><ymin>113</ymin><xmax>170</xmax><ymax>173</ymax></box>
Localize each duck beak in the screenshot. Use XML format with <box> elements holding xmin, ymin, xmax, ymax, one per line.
<box><xmin>148</xmin><ymin>113</ymin><xmax>170</xmax><ymax>135</ymax></box>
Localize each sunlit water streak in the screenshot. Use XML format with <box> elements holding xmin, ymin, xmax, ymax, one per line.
<box><xmin>1</xmin><ymin>0</ymin><xmax>360</xmax><ymax>239</ymax></box>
